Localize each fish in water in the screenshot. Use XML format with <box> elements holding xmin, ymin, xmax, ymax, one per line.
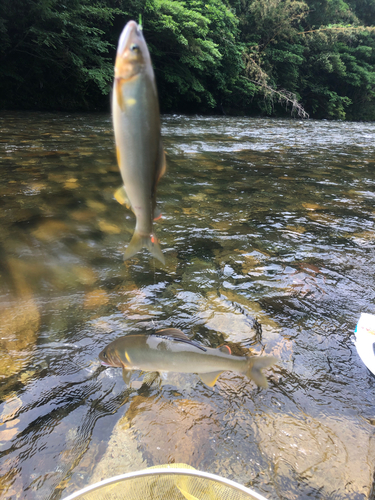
<box><xmin>112</xmin><ymin>20</ymin><xmax>166</xmax><ymax>264</ymax></box>
<box><xmin>99</xmin><ymin>328</ymin><xmax>277</xmax><ymax>388</ymax></box>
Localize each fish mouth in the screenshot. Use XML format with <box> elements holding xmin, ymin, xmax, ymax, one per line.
<box><xmin>117</xmin><ymin>21</ymin><xmax>142</xmax><ymax>55</ymax></box>
<box><xmin>100</xmin><ymin>360</ymin><xmax>112</xmax><ymax>367</ymax></box>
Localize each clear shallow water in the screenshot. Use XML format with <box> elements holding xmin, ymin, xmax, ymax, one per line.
<box><xmin>0</xmin><ymin>112</ymin><xmax>375</xmax><ymax>499</ymax></box>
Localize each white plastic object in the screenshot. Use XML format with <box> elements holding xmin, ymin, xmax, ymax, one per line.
<box><xmin>354</xmin><ymin>313</ymin><xmax>375</xmax><ymax>375</ymax></box>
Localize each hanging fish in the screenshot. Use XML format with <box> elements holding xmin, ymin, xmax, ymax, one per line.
<box><xmin>99</xmin><ymin>328</ymin><xmax>278</xmax><ymax>388</ymax></box>
<box><xmin>112</xmin><ymin>20</ymin><xmax>166</xmax><ymax>264</ymax></box>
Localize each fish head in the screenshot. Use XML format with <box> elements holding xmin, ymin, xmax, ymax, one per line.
<box><xmin>115</xmin><ymin>20</ymin><xmax>151</xmax><ymax>81</ymax></box>
<box><xmin>99</xmin><ymin>343</ymin><xmax>122</xmax><ymax>368</ymax></box>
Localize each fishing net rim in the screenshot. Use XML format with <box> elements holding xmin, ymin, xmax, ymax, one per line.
<box><xmin>62</xmin><ymin>468</ymin><xmax>268</xmax><ymax>500</ymax></box>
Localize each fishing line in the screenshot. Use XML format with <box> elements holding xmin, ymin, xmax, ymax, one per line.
<box><xmin>151</xmin><ymin>183</ymin><xmax>156</xmax><ymax>335</ymax></box>
<box><xmin>152</xmin><ymin>256</ymin><xmax>156</xmax><ymax>334</ymax></box>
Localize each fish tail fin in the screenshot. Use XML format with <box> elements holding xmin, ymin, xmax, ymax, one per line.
<box><xmin>124</xmin><ymin>230</ymin><xmax>165</xmax><ymax>265</ymax></box>
<box><xmin>245</xmin><ymin>356</ymin><xmax>278</xmax><ymax>389</ymax></box>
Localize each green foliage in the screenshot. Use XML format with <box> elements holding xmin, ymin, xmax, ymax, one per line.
<box><xmin>144</xmin><ymin>0</ymin><xmax>222</xmax><ymax>109</ymax></box>
<box><xmin>305</xmin><ymin>0</ymin><xmax>357</xmax><ymax>28</ymax></box>
<box><xmin>238</xmin><ymin>0</ymin><xmax>310</xmax><ymax>115</ymax></box>
<box><xmin>0</xmin><ymin>0</ymin><xmax>119</xmax><ymax>110</ymax></box>
<box><xmin>300</xmin><ymin>29</ymin><xmax>375</xmax><ymax>118</ymax></box>
<box><xmin>0</xmin><ymin>0</ymin><xmax>375</xmax><ymax>118</ymax></box>
<box><xmin>346</xmin><ymin>0</ymin><xmax>375</xmax><ymax>25</ymax></box>
<box><xmin>143</xmin><ymin>0</ymin><xmax>243</xmax><ymax>111</ymax></box>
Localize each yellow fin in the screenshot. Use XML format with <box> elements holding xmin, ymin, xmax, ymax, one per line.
<box><xmin>114</xmin><ymin>186</ymin><xmax>131</xmax><ymax>209</ymax></box>
<box><xmin>199</xmin><ymin>371</ymin><xmax>224</xmax><ymax>387</ymax></box>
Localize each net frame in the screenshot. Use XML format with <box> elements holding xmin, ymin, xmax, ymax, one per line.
<box><xmin>62</xmin><ymin>468</ymin><xmax>268</xmax><ymax>500</ymax></box>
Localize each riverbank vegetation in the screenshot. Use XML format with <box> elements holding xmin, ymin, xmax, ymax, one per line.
<box><xmin>1</xmin><ymin>0</ymin><xmax>375</xmax><ymax>119</ymax></box>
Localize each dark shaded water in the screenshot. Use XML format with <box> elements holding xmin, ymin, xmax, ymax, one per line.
<box><xmin>0</xmin><ymin>112</ymin><xmax>375</xmax><ymax>499</ymax></box>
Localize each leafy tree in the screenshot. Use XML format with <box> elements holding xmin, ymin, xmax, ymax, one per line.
<box><xmin>0</xmin><ymin>0</ymin><xmax>375</xmax><ymax>118</ymax></box>
<box><xmin>235</xmin><ymin>0</ymin><xmax>310</xmax><ymax>116</ymax></box>
<box><xmin>300</xmin><ymin>28</ymin><xmax>375</xmax><ymax>118</ymax></box>
<box><xmin>347</xmin><ymin>0</ymin><xmax>375</xmax><ymax>25</ymax></box>
<box><xmin>0</xmin><ymin>0</ymin><xmax>119</xmax><ymax>110</ymax></box>
<box><xmin>305</xmin><ymin>0</ymin><xmax>358</xmax><ymax>28</ymax></box>
<box><xmin>142</xmin><ymin>0</ymin><xmax>243</xmax><ymax>112</ymax></box>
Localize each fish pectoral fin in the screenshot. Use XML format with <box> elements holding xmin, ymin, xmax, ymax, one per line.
<box><xmin>199</xmin><ymin>371</ymin><xmax>224</xmax><ymax>387</ymax></box>
<box><xmin>122</xmin><ymin>368</ymin><xmax>133</xmax><ymax>385</ymax></box>
<box><xmin>114</xmin><ymin>185</ymin><xmax>132</xmax><ymax>210</ymax></box>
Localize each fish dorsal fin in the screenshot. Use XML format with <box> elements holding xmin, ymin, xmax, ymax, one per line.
<box><xmin>218</xmin><ymin>345</ymin><xmax>231</xmax><ymax>354</ymax></box>
<box><xmin>156</xmin><ymin>328</ymin><xmax>190</xmax><ymax>341</ymax></box>
<box><xmin>199</xmin><ymin>371</ymin><xmax>224</xmax><ymax>387</ymax></box>
<box><xmin>156</xmin><ymin>328</ymin><xmax>207</xmax><ymax>352</ymax></box>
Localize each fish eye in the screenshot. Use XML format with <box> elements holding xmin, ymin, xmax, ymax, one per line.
<box><xmin>130</xmin><ymin>43</ymin><xmax>139</xmax><ymax>52</ymax></box>
<box><xmin>102</xmin><ymin>352</ymin><xmax>107</xmax><ymax>359</ymax></box>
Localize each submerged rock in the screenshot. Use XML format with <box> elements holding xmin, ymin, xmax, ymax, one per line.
<box><xmin>98</xmin><ymin>219</ymin><xmax>121</xmax><ymax>235</ymax></box>
<box><xmin>254</xmin><ymin>412</ymin><xmax>375</xmax><ymax>498</ymax></box>
<box><xmin>198</xmin><ymin>290</ymin><xmax>280</xmax><ymax>343</ymax></box>
<box><xmin>84</xmin><ymin>289</ymin><xmax>110</xmax><ymax>309</ymax></box>
<box><xmin>0</xmin><ymin>259</ymin><xmax>40</xmax><ymax>379</ymax></box>
<box><xmin>0</xmin><ymin>298</ymin><xmax>40</xmax><ymax>378</ymax></box>
<box><xmin>32</xmin><ymin>220</ymin><xmax>70</xmax><ymax>242</ymax></box>
<box><xmin>90</xmin><ymin>416</ymin><xmax>147</xmax><ymax>483</ymax></box>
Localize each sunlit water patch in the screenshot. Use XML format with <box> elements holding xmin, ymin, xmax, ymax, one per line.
<box><xmin>0</xmin><ymin>112</ymin><xmax>375</xmax><ymax>499</ymax></box>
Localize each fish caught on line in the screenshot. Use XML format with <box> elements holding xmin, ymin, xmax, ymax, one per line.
<box><xmin>112</xmin><ymin>20</ymin><xmax>166</xmax><ymax>264</ymax></box>
<box><xmin>99</xmin><ymin>328</ymin><xmax>278</xmax><ymax>388</ymax></box>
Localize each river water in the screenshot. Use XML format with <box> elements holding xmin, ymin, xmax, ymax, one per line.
<box><xmin>0</xmin><ymin>112</ymin><xmax>375</xmax><ymax>499</ymax></box>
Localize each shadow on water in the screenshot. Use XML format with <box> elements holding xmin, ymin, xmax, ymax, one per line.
<box><xmin>0</xmin><ymin>112</ymin><xmax>375</xmax><ymax>499</ymax></box>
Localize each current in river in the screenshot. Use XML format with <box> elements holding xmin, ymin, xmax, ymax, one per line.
<box><xmin>0</xmin><ymin>112</ymin><xmax>375</xmax><ymax>499</ymax></box>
